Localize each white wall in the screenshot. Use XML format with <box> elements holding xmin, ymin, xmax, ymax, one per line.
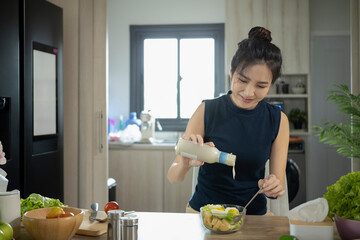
<box><xmin>107</xmin><ymin>0</ymin><xmax>225</xmax><ymax>120</ymax></box>
<box><xmin>310</xmin><ymin>0</ymin><xmax>350</xmax><ymax>33</ymax></box>
<box><xmin>307</xmin><ymin>0</ymin><xmax>351</xmax><ymax>201</ymax></box>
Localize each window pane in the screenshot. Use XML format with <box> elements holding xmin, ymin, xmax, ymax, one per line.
<box><xmin>144</xmin><ymin>39</ymin><xmax>178</xmax><ymax>118</ymax></box>
<box><xmin>180</xmin><ymin>38</ymin><xmax>214</xmax><ymax>118</ymax></box>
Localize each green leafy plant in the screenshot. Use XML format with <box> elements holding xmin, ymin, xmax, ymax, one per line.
<box><xmin>314</xmin><ymin>84</ymin><xmax>360</xmax><ymax>159</ymax></box>
<box><xmin>288</xmin><ymin>108</ymin><xmax>307</xmax><ymax>129</ymax></box>
<box><xmin>313</xmin><ymin>84</ymin><xmax>360</xmax><ymax>221</ymax></box>
<box><xmin>323</xmin><ymin>171</ymin><xmax>360</xmax><ymax>220</ymax></box>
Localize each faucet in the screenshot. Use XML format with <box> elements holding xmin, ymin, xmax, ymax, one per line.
<box><xmin>156</xmin><ymin>120</ymin><xmax>163</xmax><ymax>131</ymax></box>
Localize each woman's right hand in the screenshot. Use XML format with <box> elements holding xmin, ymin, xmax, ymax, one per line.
<box><xmin>167</xmin><ymin>103</ymin><xmax>206</xmax><ymax>184</ymax></box>
<box><xmin>179</xmin><ymin>134</ymin><xmax>215</xmax><ymax>168</ymax></box>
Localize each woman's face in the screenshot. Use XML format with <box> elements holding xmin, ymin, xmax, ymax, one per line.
<box><xmin>230</xmin><ymin>64</ymin><xmax>272</xmax><ymax>110</ymax></box>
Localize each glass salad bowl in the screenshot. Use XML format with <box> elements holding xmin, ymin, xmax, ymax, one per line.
<box><xmin>200</xmin><ymin>204</ymin><xmax>246</xmax><ymax>233</ymax></box>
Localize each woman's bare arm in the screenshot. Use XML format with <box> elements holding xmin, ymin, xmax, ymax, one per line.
<box><xmin>167</xmin><ymin>102</ymin><xmax>206</xmax><ymax>184</ymax></box>
<box><xmin>259</xmin><ymin>111</ymin><xmax>289</xmax><ymax>198</ymax></box>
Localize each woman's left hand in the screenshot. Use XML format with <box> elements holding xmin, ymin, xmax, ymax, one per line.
<box><xmin>258</xmin><ymin>174</ymin><xmax>285</xmax><ymax>198</ymax></box>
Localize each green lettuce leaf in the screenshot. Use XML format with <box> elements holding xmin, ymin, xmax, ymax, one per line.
<box><xmin>21</xmin><ymin>193</ymin><xmax>63</xmax><ymax>217</ymax></box>
<box><xmin>223</xmin><ymin>211</ymin><xmax>238</xmax><ymax>222</ymax></box>
<box><xmin>323</xmin><ymin>171</ymin><xmax>360</xmax><ymax>221</ymax></box>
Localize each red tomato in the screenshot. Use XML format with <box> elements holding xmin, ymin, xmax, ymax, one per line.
<box><xmin>104</xmin><ymin>201</ymin><xmax>119</xmax><ymax>214</ymax></box>
<box><xmin>59</xmin><ymin>212</ymin><xmax>75</xmax><ymax>218</ymax></box>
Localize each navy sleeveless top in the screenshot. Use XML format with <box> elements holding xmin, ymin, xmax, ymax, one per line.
<box><xmin>189</xmin><ymin>91</ymin><xmax>281</xmax><ymax>215</ymax></box>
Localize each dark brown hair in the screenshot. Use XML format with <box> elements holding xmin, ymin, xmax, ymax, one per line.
<box><xmin>230</xmin><ymin>26</ymin><xmax>282</xmax><ymax>84</ymax></box>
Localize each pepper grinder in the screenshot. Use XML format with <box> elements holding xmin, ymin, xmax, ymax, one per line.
<box><xmin>120</xmin><ymin>215</ymin><xmax>138</xmax><ymax>240</ymax></box>
<box><xmin>107</xmin><ymin>210</ymin><xmax>125</xmax><ymax>240</ymax></box>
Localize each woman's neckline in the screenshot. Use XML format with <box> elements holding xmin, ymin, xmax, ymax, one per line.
<box><xmin>226</xmin><ymin>90</ymin><xmax>264</xmax><ymax>114</ymax></box>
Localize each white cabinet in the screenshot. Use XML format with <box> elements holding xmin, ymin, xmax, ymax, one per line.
<box><xmin>48</xmin><ymin>0</ymin><xmax>109</xmax><ymax>208</ymax></box>
<box><xmin>77</xmin><ymin>0</ymin><xmax>108</xmax><ymax>209</ymax></box>
<box><xmin>109</xmin><ymin>144</ymin><xmax>193</xmax><ymax>213</ymax></box>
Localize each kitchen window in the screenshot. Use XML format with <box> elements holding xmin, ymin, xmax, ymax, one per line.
<box><xmin>130</xmin><ymin>24</ymin><xmax>225</xmax><ymax>131</ymax></box>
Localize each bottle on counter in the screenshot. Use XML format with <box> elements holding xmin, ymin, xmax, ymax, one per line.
<box><xmin>125</xmin><ymin>112</ymin><xmax>142</xmax><ymax>128</ymax></box>
<box><xmin>119</xmin><ymin>115</ymin><xmax>124</xmax><ymax>131</ymax></box>
<box><xmin>175</xmin><ymin>138</ymin><xmax>236</xmax><ymax>166</ymax></box>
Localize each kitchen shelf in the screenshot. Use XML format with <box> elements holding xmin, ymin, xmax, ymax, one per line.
<box><xmin>266</xmin><ymin>94</ymin><xmax>308</xmax><ymax>99</ymax></box>
<box><xmin>290</xmin><ymin>130</ymin><xmax>310</xmax><ymax>136</ymax></box>
<box><xmin>266</xmin><ymin>74</ymin><xmax>311</xmax><ymax>135</ymax></box>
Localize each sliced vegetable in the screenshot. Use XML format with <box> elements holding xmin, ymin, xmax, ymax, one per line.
<box><xmin>59</xmin><ymin>212</ymin><xmax>75</xmax><ymax>218</ymax></box>
<box><xmin>201</xmin><ymin>204</ymin><xmax>244</xmax><ymax>232</ymax></box>
<box><xmin>46</xmin><ymin>207</ymin><xmax>65</xmax><ymax>218</ymax></box>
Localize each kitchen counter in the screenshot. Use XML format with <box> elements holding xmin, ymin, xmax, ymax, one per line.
<box><xmin>17</xmin><ymin>212</ymin><xmax>342</xmax><ymax>240</ymax></box>
<box><xmin>109</xmin><ymin>141</ymin><xmax>176</xmax><ymax>150</ymax></box>
<box><xmin>109</xmin><ymin>140</ymin><xmax>304</xmax><ymax>152</ymax></box>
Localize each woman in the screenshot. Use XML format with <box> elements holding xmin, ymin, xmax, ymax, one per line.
<box><xmin>167</xmin><ymin>26</ymin><xmax>289</xmax><ymax>215</ymax></box>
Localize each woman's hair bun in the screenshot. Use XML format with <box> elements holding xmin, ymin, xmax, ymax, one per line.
<box><xmin>248</xmin><ymin>26</ymin><xmax>272</xmax><ymax>42</ymax></box>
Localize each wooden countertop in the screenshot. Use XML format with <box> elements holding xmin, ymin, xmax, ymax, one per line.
<box><xmin>18</xmin><ymin>212</ymin><xmax>341</xmax><ymax>240</ymax></box>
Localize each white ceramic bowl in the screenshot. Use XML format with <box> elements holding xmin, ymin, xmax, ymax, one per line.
<box><xmin>292</xmin><ymin>87</ymin><xmax>305</xmax><ymax>94</ymax></box>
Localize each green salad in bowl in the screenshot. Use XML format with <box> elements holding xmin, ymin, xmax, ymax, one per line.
<box><xmin>200</xmin><ymin>204</ymin><xmax>245</xmax><ymax>233</ymax></box>
<box><xmin>20</xmin><ymin>193</ymin><xmax>64</xmax><ymax>217</ymax></box>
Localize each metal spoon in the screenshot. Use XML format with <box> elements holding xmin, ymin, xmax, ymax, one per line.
<box><xmin>89</xmin><ymin>203</ymin><xmax>99</xmax><ymax>222</ymax></box>
<box><xmin>90</xmin><ymin>202</ymin><xmax>98</xmax><ymax>211</ymax></box>
<box><xmin>233</xmin><ymin>187</ymin><xmax>263</xmax><ymax>223</ymax></box>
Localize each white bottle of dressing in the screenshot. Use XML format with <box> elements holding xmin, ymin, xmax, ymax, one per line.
<box><xmin>175</xmin><ymin>138</ymin><xmax>236</xmax><ymax>166</ymax></box>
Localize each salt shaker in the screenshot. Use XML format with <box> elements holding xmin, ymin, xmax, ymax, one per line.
<box><xmin>120</xmin><ymin>215</ymin><xmax>138</xmax><ymax>240</ymax></box>
<box><xmin>107</xmin><ymin>210</ymin><xmax>125</xmax><ymax>240</ymax></box>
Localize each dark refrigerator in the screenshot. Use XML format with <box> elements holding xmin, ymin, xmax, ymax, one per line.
<box><xmin>0</xmin><ymin>0</ymin><xmax>63</xmax><ymax>201</ymax></box>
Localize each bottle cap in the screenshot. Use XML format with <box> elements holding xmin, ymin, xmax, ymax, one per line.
<box><xmin>107</xmin><ymin>209</ymin><xmax>125</xmax><ymax>220</ymax></box>
<box><xmin>226</xmin><ymin>154</ymin><xmax>236</xmax><ymax>166</ymax></box>
<box><xmin>219</xmin><ymin>152</ymin><xmax>236</xmax><ymax>166</ymax></box>
<box><xmin>130</xmin><ymin>112</ymin><xmax>137</xmax><ymax>118</ymax></box>
<box><xmin>120</xmin><ymin>215</ymin><xmax>138</xmax><ymax>226</ymax></box>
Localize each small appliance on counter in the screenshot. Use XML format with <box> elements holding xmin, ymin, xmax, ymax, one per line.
<box><xmin>139</xmin><ymin>110</ymin><xmax>155</xmax><ymax>143</ymax></box>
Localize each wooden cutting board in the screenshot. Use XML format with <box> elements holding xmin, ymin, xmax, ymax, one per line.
<box><xmin>76</xmin><ymin>209</ymin><xmax>108</xmax><ymax>236</ymax></box>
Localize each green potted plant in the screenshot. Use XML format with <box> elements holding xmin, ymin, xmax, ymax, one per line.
<box><xmin>289</xmin><ymin>108</ymin><xmax>307</xmax><ymax>129</ymax></box>
<box><xmin>314</xmin><ymin>84</ymin><xmax>360</xmax><ymax>240</ymax></box>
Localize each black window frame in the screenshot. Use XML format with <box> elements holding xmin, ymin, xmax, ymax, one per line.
<box><xmin>130</xmin><ymin>24</ymin><xmax>225</xmax><ymax>131</ymax></box>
